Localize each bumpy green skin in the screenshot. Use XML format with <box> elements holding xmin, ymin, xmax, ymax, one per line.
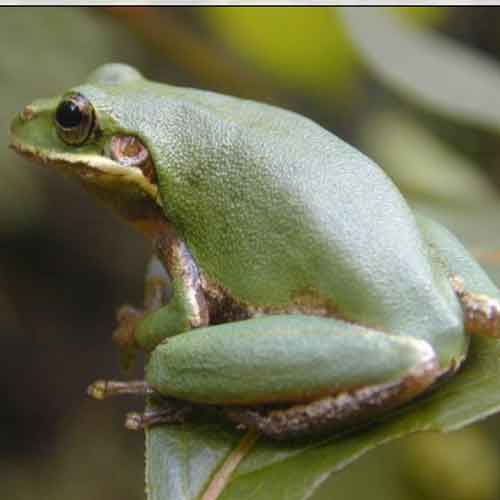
<box><xmin>11</xmin><ymin>64</ymin><xmax>481</xmax><ymax>409</ymax></box>
<box><xmin>78</xmin><ymin>72</ymin><xmax>465</xmax><ymax>360</ymax></box>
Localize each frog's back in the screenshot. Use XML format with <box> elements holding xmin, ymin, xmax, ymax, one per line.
<box><xmin>107</xmin><ymin>84</ymin><xmax>465</xmax><ymax>361</ymax></box>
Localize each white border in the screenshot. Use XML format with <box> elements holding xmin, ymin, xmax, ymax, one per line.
<box><xmin>4</xmin><ymin>1</ymin><xmax>500</xmax><ymax>6</ymax></box>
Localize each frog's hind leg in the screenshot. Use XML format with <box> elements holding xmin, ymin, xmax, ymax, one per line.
<box><xmin>417</xmin><ymin>214</ymin><xmax>500</xmax><ymax>338</ymax></box>
<box><xmin>146</xmin><ymin>315</ymin><xmax>441</xmax><ymax>439</ymax></box>
<box><xmin>224</xmin><ymin>363</ymin><xmax>436</xmax><ymax>440</ymax></box>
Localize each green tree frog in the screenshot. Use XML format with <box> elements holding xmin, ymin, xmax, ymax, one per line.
<box><xmin>10</xmin><ymin>64</ymin><xmax>500</xmax><ymax>440</ymax></box>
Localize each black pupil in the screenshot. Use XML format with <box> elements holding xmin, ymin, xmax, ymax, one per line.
<box><xmin>56</xmin><ymin>100</ymin><xmax>82</xmax><ymax>128</ymax></box>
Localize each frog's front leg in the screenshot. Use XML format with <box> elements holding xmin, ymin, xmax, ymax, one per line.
<box><xmin>113</xmin><ymin>225</ymin><xmax>209</xmax><ymax>368</ymax></box>
<box><xmin>144</xmin><ymin>315</ymin><xmax>440</xmax><ymax>439</ymax></box>
<box><xmin>113</xmin><ymin>255</ymin><xmax>171</xmax><ymax>369</ymax></box>
<box><xmin>90</xmin><ymin>228</ymin><xmax>208</xmax><ymax>419</ymax></box>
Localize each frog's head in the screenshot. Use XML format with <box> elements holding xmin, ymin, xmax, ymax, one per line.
<box><xmin>10</xmin><ymin>64</ymin><xmax>164</xmax><ymax>231</ymax></box>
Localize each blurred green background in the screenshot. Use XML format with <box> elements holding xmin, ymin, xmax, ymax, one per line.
<box><xmin>3</xmin><ymin>6</ymin><xmax>500</xmax><ymax>500</ymax></box>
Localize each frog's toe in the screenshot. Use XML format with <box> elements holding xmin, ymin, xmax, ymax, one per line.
<box><xmin>112</xmin><ymin>304</ymin><xmax>144</xmax><ymax>370</ymax></box>
<box><xmin>452</xmin><ymin>276</ymin><xmax>500</xmax><ymax>338</ymax></box>
<box><xmin>86</xmin><ymin>379</ymin><xmax>153</xmax><ymax>399</ymax></box>
<box><xmin>124</xmin><ymin>400</ymin><xmax>194</xmax><ymax>431</ymax></box>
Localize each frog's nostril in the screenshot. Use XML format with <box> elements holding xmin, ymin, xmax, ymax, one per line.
<box><xmin>20</xmin><ymin>105</ymin><xmax>34</xmax><ymax>121</ymax></box>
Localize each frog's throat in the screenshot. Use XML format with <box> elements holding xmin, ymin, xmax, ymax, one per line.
<box><xmin>10</xmin><ymin>140</ymin><xmax>162</xmax><ymax>208</ymax></box>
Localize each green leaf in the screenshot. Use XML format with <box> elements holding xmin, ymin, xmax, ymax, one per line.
<box><xmin>145</xmin><ymin>413</ymin><xmax>241</xmax><ymax>500</ymax></box>
<box><xmin>341</xmin><ymin>8</ymin><xmax>500</xmax><ymax>131</ymax></box>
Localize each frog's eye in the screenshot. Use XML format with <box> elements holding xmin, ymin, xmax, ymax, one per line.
<box><xmin>54</xmin><ymin>94</ymin><xmax>95</xmax><ymax>146</ymax></box>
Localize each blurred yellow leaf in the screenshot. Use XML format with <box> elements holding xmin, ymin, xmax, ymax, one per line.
<box><xmin>200</xmin><ymin>7</ymin><xmax>357</xmax><ymax>98</ymax></box>
<box><xmin>200</xmin><ymin>7</ymin><xmax>447</xmax><ymax>100</ymax></box>
<box><xmin>402</xmin><ymin>429</ymin><xmax>500</xmax><ymax>500</ymax></box>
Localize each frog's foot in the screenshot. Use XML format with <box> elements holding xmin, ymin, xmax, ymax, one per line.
<box><xmin>451</xmin><ymin>275</ymin><xmax>500</xmax><ymax>338</ymax></box>
<box><xmin>112</xmin><ymin>305</ymin><xmax>145</xmax><ymax>370</ymax></box>
<box><xmin>86</xmin><ymin>379</ymin><xmax>193</xmax><ymax>430</ymax></box>
<box><xmin>224</xmin><ymin>350</ymin><xmax>439</xmax><ymax>440</ymax></box>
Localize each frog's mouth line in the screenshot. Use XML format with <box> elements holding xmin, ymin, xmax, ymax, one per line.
<box><xmin>10</xmin><ymin>139</ymin><xmax>163</xmax><ymax>209</ymax></box>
